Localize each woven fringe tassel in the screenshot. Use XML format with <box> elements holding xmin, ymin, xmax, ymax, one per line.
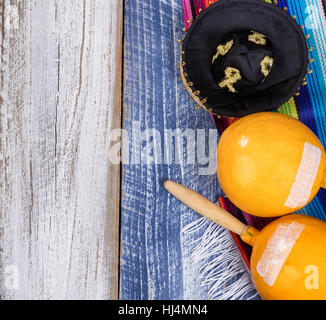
<box><xmin>183</xmin><ymin>216</ymin><xmax>260</xmax><ymax>300</ymax></box>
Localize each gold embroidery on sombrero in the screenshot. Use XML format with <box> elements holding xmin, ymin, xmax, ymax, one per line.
<box><xmin>248</xmin><ymin>31</ymin><xmax>267</xmax><ymax>45</ymax></box>
<box><xmin>218</xmin><ymin>67</ymin><xmax>242</xmax><ymax>93</ymax></box>
<box><xmin>260</xmin><ymin>56</ymin><xmax>274</xmax><ymax>77</ymax></box>
<box><xmin>212</xmin><ymin>40</ymin><xmax>234</xmax><ymax>64</ymax></box>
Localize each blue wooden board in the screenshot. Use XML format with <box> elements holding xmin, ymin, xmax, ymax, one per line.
<box><xmin>120</xmin><ymin>0</ymin><xmax>223</xmax><ymax>300</ymax></box>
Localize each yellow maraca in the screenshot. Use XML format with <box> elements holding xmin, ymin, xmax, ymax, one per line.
<box><xmin>217</xmin><ymin>112</ymin><xmax>326</xmax><ymax>217</ymax></box>
<box><xmin>164</xmin><ymin>180</ymin><xmax>326</xmax><ymax>300</ymax></box>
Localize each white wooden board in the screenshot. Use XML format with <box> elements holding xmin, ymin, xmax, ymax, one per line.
<box><xmin>0</xmin><ymin>0</ymin><xmax>122</xmax><ymax>300</ymax></box>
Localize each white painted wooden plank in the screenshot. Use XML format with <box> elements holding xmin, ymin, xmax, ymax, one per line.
<box><xmin>0</xmin><ymin>0</ymin><xmax>122</xmax><ymax>299</ymax></box>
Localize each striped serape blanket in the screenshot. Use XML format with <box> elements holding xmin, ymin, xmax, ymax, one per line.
<box><xmin>182</xmin><ymin>0</ymin><xmax>326</xmax><ymax>297</ymax></box>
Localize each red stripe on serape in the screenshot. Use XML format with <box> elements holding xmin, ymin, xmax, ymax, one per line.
<box><xmin>192</xmin><ymin>0</ymin><xmax>199</xmax><ymax>16</ymax></box>
<box><xmin>183</xmin><ymin>0</ymin><xmax>220</xmax><ymax>30</ymax></box>
<box><xmin>241</xmin><ymin>212</ymin><xmax>275</xmax><ymax>232</ymax></box>
<box><xmin>215</xmin><ymin>116</ymin><xmax>239</xmax><ymax>134</ymax></box>
<box><xmin>197</xmin><ymin>0</ymin><xmax>220</xmax><ymax>10</ymax></box>
<box><xmin>189</xmin><ymin>0</ymin><xmax>204</xmax><ymax>15</ymax></box>
<box><xmin>205</xmin><ymin>0</ymin><xmax>219</xmax><ymax>7</ymax></box>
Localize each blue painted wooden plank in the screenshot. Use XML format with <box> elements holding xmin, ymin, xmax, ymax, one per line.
<box><xmin>120</xmin><ymin>0</ymin><xmax>222</xmax><ymax>300</ymax></box>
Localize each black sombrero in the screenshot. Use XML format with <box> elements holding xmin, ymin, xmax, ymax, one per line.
<box><xmin>180</xmin><ymin>0</ymin><xmax>311</xmax><ymax>117</ymax></box>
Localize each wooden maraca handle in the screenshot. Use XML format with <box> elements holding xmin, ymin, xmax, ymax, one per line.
<box><xmin>164</xmin><ymin>180</ymin><xmax>249</xmax><ymax>237</ymax></box>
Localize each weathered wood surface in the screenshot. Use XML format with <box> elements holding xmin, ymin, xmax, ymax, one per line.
<box><xmin>0</xmin><ymin>0</ymin><xmax>122</xmax><ymax>299</ymax></box>
<box><xmin>120</xmin><ymin>0</ymin><xmax>222</xmax><ymax>300</ymax></box>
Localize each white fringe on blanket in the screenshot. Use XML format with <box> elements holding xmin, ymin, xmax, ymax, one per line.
<box><xmin>182</xmin><ymin>216</ymin><xmax>260</xmax><ymax>300</ymax></box>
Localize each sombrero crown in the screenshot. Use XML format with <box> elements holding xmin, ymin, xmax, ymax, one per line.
<box><xmin>180</xmin><ymin>0</ymin><xmax>309</xmax><ymax>117</ymax></box>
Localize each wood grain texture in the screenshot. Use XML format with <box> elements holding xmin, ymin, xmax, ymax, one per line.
<box><xmin>0</xmin><ymin>0</ymin><xmax>122</xmax><ymax>299</ymax></box>
<box><xmin>120</xmin><ymin>0</ymin><xmax>223</xmax><ymax>300</ymax></box>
